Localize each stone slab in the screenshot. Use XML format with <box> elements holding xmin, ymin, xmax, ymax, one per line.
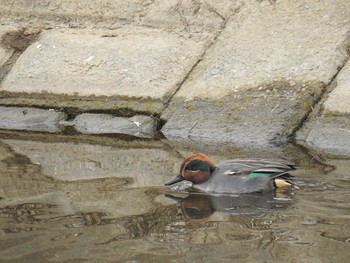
<box><xmin>0</xmin><ymin>0</ymin><xmax>146</xmax><ymax>28</ymax></box>
<box><xmin>296</xmin><ymin>60</ymin><xmax>350</xmax><ymax>157</ymax></box>
<box><xmin>141</xmin><ymin>0</ymin><xmax>241</xmax><ymax>39</ymax></box>
<box><xmin>296</xmin><ymin>115</ymin><xmax>350</xmax><ymax>157</ymax></box>
<box><xmin>0</xmin><ymin>27</ymin><xmax>206</xmax><ymax>114</ymax></box>
<box><xmin>0</xmin><ymin>1</ymin><xmax>240</xmax><ymax>40</ymax></box>
<box><xmin>0</xmin><ymin>106</ymin><xmax>65</xmax><ymax>133</ymax></box>
<box><xmin>323</xmin><ymin>61</ymin><xmax>350</xmax><ymax>114</ymax></box>
<box><xmin>162</xmin><ymin>0</ymin><xmax>350</xmax><ymax>148</ymax></box>
<box><xmin>62</xmin><ymin>113</ymin><xmax>157</xmax><ymax>138</ymax></box>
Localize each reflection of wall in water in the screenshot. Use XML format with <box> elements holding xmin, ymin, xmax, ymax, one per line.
<box><xmin>2</xmin><ymin>139</ymin><xmax>181</xmax><ymax>187</ymax></box>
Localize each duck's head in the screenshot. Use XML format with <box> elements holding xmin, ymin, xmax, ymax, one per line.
<box><xmin>165</xmin><ymin>153</ymin><xmax>216</xmax><ymax>186</ymax></box>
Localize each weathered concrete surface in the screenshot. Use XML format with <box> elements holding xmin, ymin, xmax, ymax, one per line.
<box><xmin>323</xmin><ymin>61</ymin><xmax>350</xmax><ymax>114</ymax></box>
<box><xmin>0</xmin><ymin>1</ymin><xmax>349</xmax><ymax>155</ymax></box>
<box><xmin>62</xmin><ymin>113</ymin><xmax>157</xmax><ymax>138</ymax></box>
<box><xmin>0</xmin><ymin>27</ymin><xmax>14</xmax><ymax>67</ymax></box>
<box><xmin>0</xmin><ymin>28</ymin><xmax>207</xmax><ymax>114</ymax></box>
<box><xmin>296</xmin><ymin>115</ymin><xmax>350</xmax><ymax>157</ymax></box>
<box><xmin>296</xmin><ymin>60</ymin><xmax>350</xmax><ymax>157</ymax></box>
<box><xmin>162</xmin><ymin>0</ymin><xmax>350</xmax><ymax>149</ymax></box>
<box><xmin>0</xmin><ymin>0</ymin><xmax>147</xmax><ymax>28</ymax></box>
<box><xmin>0</xmin><ymin>106</ymin><xmax>65</xmax><ymax>133</ymax></box>
<box><xmin>0</xmin><ymin>0</ymin><xmax>240</xmax><ymax>40</ymax></box>
<box><xmin>0</xmin><ymin>106</ymin><xmax>157</xmax><ymax>138</ymax></box>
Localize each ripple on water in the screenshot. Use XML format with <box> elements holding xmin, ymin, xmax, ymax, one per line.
<box><xmin>0</xmin><ymin>138</ymin><xmax>349</xmax><ymax>262</ymax></box>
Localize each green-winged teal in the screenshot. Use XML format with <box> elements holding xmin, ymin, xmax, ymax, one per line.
<box><xmin>165</xmin><ymin>153</ymin><xmax>296</xmax><ymax>194</ymax></box>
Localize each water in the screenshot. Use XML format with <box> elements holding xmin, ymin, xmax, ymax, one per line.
<box><xmin>0</xmin><ymin>134</ymin><xmax>349</xmax><ymax>262</ymax></box>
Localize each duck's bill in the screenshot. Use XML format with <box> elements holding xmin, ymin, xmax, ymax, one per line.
<box><xmin>164</xmin><ymin>174</ymin><xmax>184</xmax><ymax>186</ymax></box>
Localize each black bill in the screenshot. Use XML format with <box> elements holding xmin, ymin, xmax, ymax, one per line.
<box><xmin>164</xmin><ymin>173</ymin><xmax>184</xmax><ymax>186</ymax></box>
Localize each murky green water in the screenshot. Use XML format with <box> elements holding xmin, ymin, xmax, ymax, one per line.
<box><xmin>0</xmin><ymin>134</ymin><xmax>349</xmax><ymax>262</ymax></box>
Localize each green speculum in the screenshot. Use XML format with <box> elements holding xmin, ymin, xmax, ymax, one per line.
<box><xmin>248</xmin><ymin>172</ymin><xmax>271</xmax><ymax>178</ymax></box>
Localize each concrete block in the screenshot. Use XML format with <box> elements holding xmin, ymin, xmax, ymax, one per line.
<box><xmin>162</xmin><ymin>0</ymin><xmax>350</xmax><ymax>148</ymax></box>
<box><xmin>296</xmin><ymin>115</ymin><xmax>350</xmax><ymax>157</ymax></box>
<box><xmin>323</xmin><ymin>61</ymin><xmax>350</xmax><ymax>114</ymax></box>
<box><xmin>0</xmin><ymin>28</ymin><xmax>206</xmax><ymax>114</ymax></box>
<box><xmin>296</xmin><ymin>61</ymin><xmax>350</xmax><ymax>157</ymax></box>
<box><xmin>0</xmin><ymin>106</ymin><xmax>65</xmax><ymax>132</ymax></box>
<box><xmin>63</xmin><ymin>113</ymin><xmax>157</xmax><ymax>138</ymax></box>
<box><xmin>0</xmin><ymin>0</ymin><xmax>146</xmax><ymax>28</ymax></box>
<box><xmin>0</xmin><ymin>1</ymin><xmax>241</xmax><ymax>40</ymax></box>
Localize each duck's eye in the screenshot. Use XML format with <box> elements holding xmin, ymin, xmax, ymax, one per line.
<box><xmin>185</xmin><ymin>160</ymin><xmax>210</xmax><ymax>172</ymax></box>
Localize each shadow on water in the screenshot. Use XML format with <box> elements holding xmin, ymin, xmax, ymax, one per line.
<box><xmin>0</xmin><ymin>133</ymin><xmax>349</xmax><ymax>262</ymax></box>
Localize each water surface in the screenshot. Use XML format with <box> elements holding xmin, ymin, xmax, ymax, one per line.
<box><xmin>0</xmin><ymin>135</ymin><xmax>349</xmax><ymax>262</ymax></box>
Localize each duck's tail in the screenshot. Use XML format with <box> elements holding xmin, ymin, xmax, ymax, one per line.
<box><xmin>270</xmin><ymin>170</ymin><xmax>296</xmax><ymax>188</ymax></box>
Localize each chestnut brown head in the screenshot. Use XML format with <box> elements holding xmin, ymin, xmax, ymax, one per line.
<box><xmin>165</xmin><ymin>153</ymin><xmax>216</xmax><ymax>186</ymax></box>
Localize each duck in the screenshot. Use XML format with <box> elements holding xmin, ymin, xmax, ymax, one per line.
<box><xmin>165</xmin><ymin>153</ymin><xmax>296</xmax><ymax>194</ymax></box>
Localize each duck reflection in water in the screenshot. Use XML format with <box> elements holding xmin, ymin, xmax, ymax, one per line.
<box><xmin>166</xmin><ymin>190</ymin><xmax>293</xmax><ymax>223</ymax></box>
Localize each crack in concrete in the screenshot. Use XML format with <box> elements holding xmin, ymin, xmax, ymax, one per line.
<box><xmin>0</xmin><ymin>52</ymin><xmax>19</xmax><ymax>84</ymax></box>
<box><xmin>290</xmin><ymin>36</ymin><xmax>350</xmax><ymax>143</ymax></box>
<box><xmin>205</xmin><ymin>1</ymin><xmax>229</xmax><ymax>29</ymax></box>
<box><xmin>161</xmin><ymin>5</ymin><xmax>242</xmax><ymax>124</ymax></box>
<box><xmin>0</xmin><ymin>28</ymin><xmax>41</xmax><ymax>85</ymax></box>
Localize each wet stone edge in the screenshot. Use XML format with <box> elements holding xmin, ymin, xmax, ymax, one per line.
<box><xmin>0</xmin><ymin>105</ymin><xmax>160</xmax><ymax>139</ymax></box>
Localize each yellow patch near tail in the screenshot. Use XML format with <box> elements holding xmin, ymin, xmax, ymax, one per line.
<box><xmin>274</xmin><ymin>178</ymin><xmax>292</xmax><ymax>188</ymax></box>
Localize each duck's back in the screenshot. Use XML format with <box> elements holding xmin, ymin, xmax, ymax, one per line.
<box><xmin>191</xmin><ymin>158</ymin><xmax>295</xmax><ymax>194</ymax></box>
